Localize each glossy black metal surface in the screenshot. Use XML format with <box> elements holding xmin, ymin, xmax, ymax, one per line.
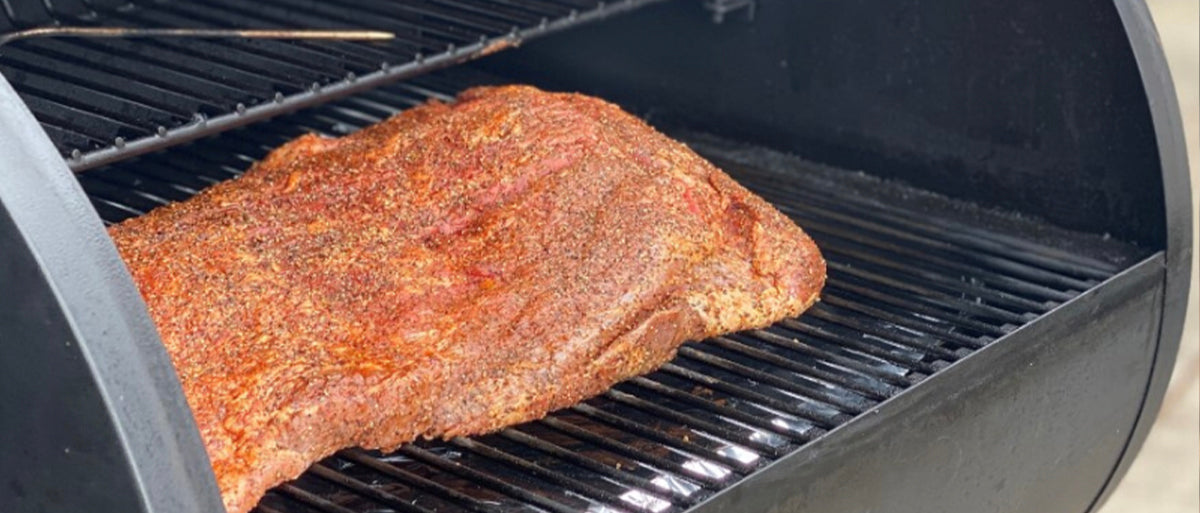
<box><xmin>78</xmin><ymin>70</ymin><xmax>1146</xmax><ymax>513</ymax></box>
<box><xmin>0</xmin><ymin>0</ymin><xmax>669</xmax><ymax>171</ymax></box>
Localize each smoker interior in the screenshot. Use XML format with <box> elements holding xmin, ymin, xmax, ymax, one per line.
<box><xmin>74</xmin><ymin>66</ymin><xmax>1145</xmax><ymax>513</ymax></box>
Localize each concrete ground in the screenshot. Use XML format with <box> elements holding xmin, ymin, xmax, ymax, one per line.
<box><xmin>1096</xmin><ymin>1</ymin><xmax>1199</xmax><ymax>512</ymax></box>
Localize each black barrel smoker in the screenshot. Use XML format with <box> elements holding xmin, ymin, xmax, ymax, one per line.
<box><xmin>0</xmin><ymin>1</ymin><xmax>1189</xmax><ymax>512</ymax></box>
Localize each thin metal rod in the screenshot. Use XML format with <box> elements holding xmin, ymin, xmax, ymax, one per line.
<box><xmin>0</xmin><ymin>26</ymin><xmax>395</xmax><ymax>47</ymax></box>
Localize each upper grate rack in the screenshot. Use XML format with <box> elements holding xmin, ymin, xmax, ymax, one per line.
<box><xmin>0</xmin><ymin>0</ymin><xmax>669</xmax><ymax>171</ymax></box>
<box><xmin>76</xmin><ymin>68</ymin><xmax>1139</xmax><ymax>513</ymax></box>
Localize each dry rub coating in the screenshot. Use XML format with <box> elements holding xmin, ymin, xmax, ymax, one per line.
<box><xmin>108</xmin><ymin>86</ymin><xmax>826</xmax><ymax>513</ymax></box>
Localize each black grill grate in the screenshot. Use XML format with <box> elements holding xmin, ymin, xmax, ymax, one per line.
<box><xmin>76</xmin><ymin>70</ymin><xmax>1128</xmax><ymax>513</ymax></box>
<box><xmin>0</xmin><ymin>0</ymin><xmax>669</xmax><ymax>171</ymax></box>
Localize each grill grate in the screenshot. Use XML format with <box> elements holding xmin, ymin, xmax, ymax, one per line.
<box><xmin>0</xmin><ymin>0</ymin><xmax>669</xmax><ymax>171</ymax></box>
<box><xmin>76</xmin><ymin>70</ymin><xmax>1130</xmax><ymax>513</ymax></box>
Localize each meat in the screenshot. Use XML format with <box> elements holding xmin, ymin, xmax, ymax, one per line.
<box><xmin>107</xmin><ymin>85</ymin><xmax>826</xmax><ymax>513</ymax></box>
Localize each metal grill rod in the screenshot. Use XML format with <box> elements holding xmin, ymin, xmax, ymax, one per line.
<box><xmin>534</xmin><ymin>418</ymin><xmax>732</xmax><ymax>488</ymax></box>
<box><xmin>495</xmin><ymin>429</ymin><xmax>705</xmax><ymax>505</ymax></box>
<box><xmin>0</xmin><ymin>26</ymin><xmax>394</xmax><ymax>47</ymax></box>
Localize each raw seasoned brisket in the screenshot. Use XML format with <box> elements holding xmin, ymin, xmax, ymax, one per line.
<box><xmin>108</xmin><ymin>85</ymin><xmax>825</xmax><ymax>513</ymax></box>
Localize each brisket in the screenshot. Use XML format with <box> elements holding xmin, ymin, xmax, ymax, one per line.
<box><xmin>108</xmin><ymin>85</ymin><xmax>826</xmax><ymax>513</ymax></box>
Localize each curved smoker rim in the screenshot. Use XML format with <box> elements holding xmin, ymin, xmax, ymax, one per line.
<box><xmin>1090</xmin><ymin>1</ymin><xmax>1194</xmax><ymax>511</ymax></box>
<box><xmin>0</xmin><ymin>75</ymin><xmax>222</xmax><ymax>513</ymax></box>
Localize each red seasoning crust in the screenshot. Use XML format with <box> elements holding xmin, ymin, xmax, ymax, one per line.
<box><xmin>108</xmin><ymin>86</ymin><xmax>826</xmax><ymax>513</ymax></box>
